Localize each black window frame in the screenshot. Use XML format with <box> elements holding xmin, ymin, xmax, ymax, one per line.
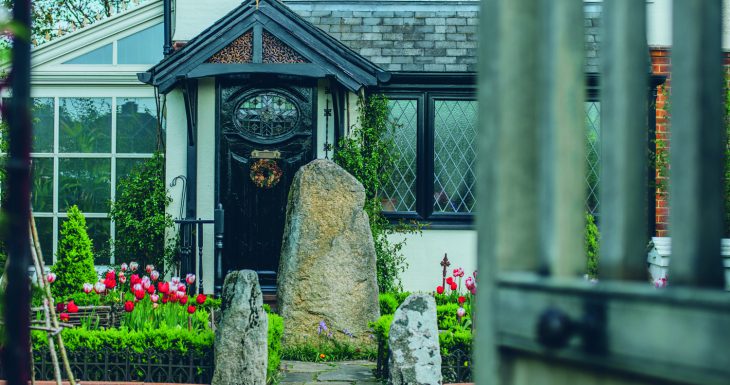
<box><xmin>376</xmin><ymin>73</ymin><xmax>478</xmax><ymax>229</ymax></box>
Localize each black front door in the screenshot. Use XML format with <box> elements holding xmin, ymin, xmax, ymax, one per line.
<box><xmin>218</xmin><ymin>80</ymin><xmax>315</xmax><ymax>291</ymax></box>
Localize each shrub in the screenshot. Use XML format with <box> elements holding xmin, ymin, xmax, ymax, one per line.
<box><xmin>585</xmin><ymin>212</ymin><xmax>600</xmax><ymax>279</ymax></box>
<box><xmin>379</xmin><ymin>293</ymin><xmax>399</xmax><ymax>315</ymax></box>
<box><xmin>109</xmin><ymin>152</ymin><xmax>174</xmax><ymax>272</ymax></box>
<box><xmin>51</xmin><ymin>205</ymin><xmax>98</xmax><ymax>299</ymax></box>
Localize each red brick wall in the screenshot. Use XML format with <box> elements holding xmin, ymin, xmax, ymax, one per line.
<box><xmin>651</xmin><ymin>48</ymin><xmax>670</xmax><ymax>236</ymax></box>
<box><xmin>650</xmin><ymin>48</ymin><xmax>730</xmax><ymax>236</ymax></box>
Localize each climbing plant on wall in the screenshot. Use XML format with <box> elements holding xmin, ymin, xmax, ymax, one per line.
<box><xmin>334</xmin><ymin>94</ymin><xmax>419</xmax><ymax>293</ymax></box>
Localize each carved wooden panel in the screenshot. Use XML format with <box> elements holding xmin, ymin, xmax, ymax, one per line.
<box><xmin>263</xmin><ymin>30</ymin><xmax>308</xmax><ymax>64</ymax></box>
<box><xmin>207</xmin><ymin>30</ymin><xmax>253</xmax><ymax>64</ymax></box>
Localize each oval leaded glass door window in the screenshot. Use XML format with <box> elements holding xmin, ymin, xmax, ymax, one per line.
<box><xmin>234</xmin><ymin>92</ymin><xmax>300</xmax><ymax>139</ymax></box>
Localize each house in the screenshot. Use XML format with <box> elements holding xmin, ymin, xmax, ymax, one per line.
<box><xmin>25</xmin><ymin>0</ymin><xmax>718</xmax><ymax>293</ymax></box>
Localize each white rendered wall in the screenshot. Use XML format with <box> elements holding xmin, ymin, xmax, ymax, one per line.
<box><xmin>165</xmin><ymin>89</ymin><xmax>187</xmax><ymax>224</ymax></box>
<box><xmin>196</xmin><ymin>78</ymin><xmax>217</xmax><ymax>294</ymax></box>
<box><xmin>390</xmin><ymin>229</ymin><xmax>477</xmax><ymax>293</ymax></box>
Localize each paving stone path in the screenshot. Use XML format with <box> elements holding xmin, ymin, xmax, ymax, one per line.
<box><xmin>278</xmin><ymin>360</ymin><xmax>382</xmax><ymax>385</ymax></box>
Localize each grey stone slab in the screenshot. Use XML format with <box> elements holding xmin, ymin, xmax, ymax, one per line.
<box><xmin>281</xmin><ymin>360</ymin><xmax>336</xmax><ymax>373</ymax></box>
<box><xmin>317</xmin><ymin>364</ymin><xmax>377</xmax><ymax>382</ymax></box>
<box><xmin>282</xmin><ymin>372</ymin><xmax>318</xmax><ymax>382</ymax></box>
<box><xmin>304</xmin><ymin>383</ymin><xmax>351</xmax><ymax>385</ymax></box>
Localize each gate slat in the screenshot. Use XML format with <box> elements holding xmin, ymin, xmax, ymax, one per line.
<box><xmin>599</xmin><ymin>0</ymin><xmax>648</xmax><ymax>280</ymax></box>
<box><xmin>538</xmin><ymin>0</ymin><xmax>586</xmax><ymax>277</ymax></box>
<box><xmin>670</xmin><ymin>0</ymin><xmax>725</xmax><ymax>288</ymax></box>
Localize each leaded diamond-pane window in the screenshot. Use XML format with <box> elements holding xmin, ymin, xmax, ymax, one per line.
<box><xmin>382</xmin><ymin>99</ymin><xmax>418</xmax><ymax>212</ymax></box>
<box><xmin>434</xmin><ymin>100</ymin><xmax>477</xmax><ymax>213</ymax></box>
<box><xmin>585</xmin><ymin>101</ymin><xmax>601</xmax><ymax>218</ymax></box>
<box><xmin>235</xmin><ymin>92</ymin><xmax>299</xmax><ymax>138</ymax></box>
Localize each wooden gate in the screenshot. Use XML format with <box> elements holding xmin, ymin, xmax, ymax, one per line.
<box><xmin>475</xmin><ymin>1</ymin><xmax>730</xmax><ymax>384</ymax></box>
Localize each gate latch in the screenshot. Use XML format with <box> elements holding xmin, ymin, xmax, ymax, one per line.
<box><xmin>251</xmin><ymin>150</ymin><xmax>281</xmax><ymax>159</ymax></box>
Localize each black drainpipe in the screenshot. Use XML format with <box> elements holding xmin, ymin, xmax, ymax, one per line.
<box><xmin>163</xmin><ymin>0</ymin><xmax>172</xmax><ymax>56</ymax></box>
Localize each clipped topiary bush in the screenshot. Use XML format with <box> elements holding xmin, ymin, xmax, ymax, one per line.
<box><xmin>52</xmin><ymin>205</ymin><xmax>98</xmax><ymax>299</ymax></box>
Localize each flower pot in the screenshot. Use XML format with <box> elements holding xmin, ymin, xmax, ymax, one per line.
<box><xmin>647</xmin><ymin>237</ymin><xmax>730</xmax><ymax>290</ymax></box>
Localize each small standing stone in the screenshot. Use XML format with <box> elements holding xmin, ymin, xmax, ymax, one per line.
<box><xmin>212</xmin><ymin>270</ymin><xmax>268</xmax><ymax>385</ymax></box>
<box><xmin>388</xmin><ymin>294</ymin><xmax>442</xmax><ymax>385</ymax></box>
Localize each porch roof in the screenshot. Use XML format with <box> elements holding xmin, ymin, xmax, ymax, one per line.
<box><xmin>138</xmin><ymin>0</ymin><xmax>390</xmax><ymax>93</ymax></box>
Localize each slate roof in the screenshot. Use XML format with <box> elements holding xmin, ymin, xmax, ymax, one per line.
<box><xmin>285</xmin><ymin>0</ymin><xmax>602</xmax><ymax>73</ymax></box>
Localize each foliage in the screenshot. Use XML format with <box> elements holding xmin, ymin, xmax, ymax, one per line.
<box><xmin>109</xmin><ymin>152</ymin><xmax>175</xmax><ymax>272</ymax></box>
<box><xmin>585</xmin><ymin>212</ymin><xmax>600</xmax><ymax>279</ymax></box>
<box><xmin>51</xmin><ymin>205</ymin><xmax>98</xmax><ymax>298</ymax></box>
<box><xmin>334</xmin><ymin>94</ymin><xmax>419</xmax><ymax>293</ymax></box>
<box><xmin>654</xmin><ymin>85</ymin><xmax>670</xmax><ymax>193</ymax></box>
<box><xmin>267</xmin><ymin>312</ymin><xmax>283</xmax><ymax>383</ymax></box>
<box><xmin>281</xmin><ymin>337</ymin><xmax>377</xmax><ymax>362</ymax></box>
<box><xmin>0</xmin><ymin>0</ymin><xmax>150</xmax><ymax>47</ymax></box>
<box><xmin>121</xmin><ymin>297</ymin><xmax>211</xmax><ymax>331</ymax></box>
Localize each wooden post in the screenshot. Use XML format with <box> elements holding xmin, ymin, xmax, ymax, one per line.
<box><xmin>599</xmin><ymin>0</ymin><xmax>648</xmax><ymax>280</ymax></box>
<box><xmin>3</xmin><ymin>1</ymin><xmax>32</xmax><ymax>384</ymax></box>
<box><xmin>670</xmin><ymin>0</ymin><xmax>725</xmax><ymax>287</ymax></box>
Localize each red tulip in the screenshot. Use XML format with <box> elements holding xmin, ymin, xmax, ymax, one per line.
<box><xmin>146</xmin><ymin>285</ymin><xmax>155</xmax><ymax>294</ymax></box>
<box><xmin>157</xmin><ymin>282</ymin><xmax>169</xmax><ymax>294</ymax></box>
<box><xmin>104</xmin><ymin>277</ymin><xmax>116</xmax><ymax>289</ymax></box>
<box><xmin>124</xmin><ymin>300</ymin><xmax>135</xmax><ymax>312</ymax></box>
<box><xmin>196</xmin><ymin>294</ymin><xmax>207</xmax><ymax>305</ymax></box>
<box><xmin>446</xmin><ymin>276</ymin><xmax>454</xmax><ymax>285</ymax></box>
<box><xmin>436</xmin><ymin>286</ymin><xmax>444</xmax><ymax>294</ymax></box>
<box><xmin>59</xmin><ymin>313</ymin><xmax>69</xmax><ymax>322</ymax></box>
<box><xmin>178</xmin><ymin>284</ymin><xmax>186</xmax><ymax>292</ymax></box>
<box><xmin>105</xmin><ymin>271</ymin><xmax>115</xmax><ymax>280</ymax></box>
<box><xmin>67</xmin><ymin>301</ymin><xmax>79</xmax><ymax>313</ymax></box>
<box><xmin>450</xmin><ymin>282</ymin><xmax>457</xmax><ymax>291</ymax></box>
<box><xmin>134</xmin><ymin>289</ymin><xmax>145</xmax><ymax>300</ymax></box>
<box><xmin>130</xmin><ymin>274</ymin><xmax>141</xmax><ymax>285</ymax></box>
<box><xmin>161</xmin><ymin>295</ymin><xmax>169</xmax><ymax>304</ymax></box>
<box><xmin>56</xmin><ymin>302</ymin><xmax>65</xmax><ymax>312</ymax></box>
<box><xmin>458</xmin><ymin>296</ymin><xmax>466</xmax><ymax>305</ymax></box>
<box><xmin>187</xmin><ymin>305</ymin><xmax>196</xmax><ymax>314</ymax></box>
<box><xmin>180</xmin><ymin>295</ymin><xmax>188</xmax><ymax>305</ymax></box>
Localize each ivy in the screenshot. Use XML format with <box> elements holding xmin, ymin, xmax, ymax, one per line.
<box><xmin>585</xmin><ymin>212</ymin><xmax>600</xmax><ymax>279</ymax></box>
<box><xmin>334</xmin><ymin>94</ymin><xmax>419</xmax><ymax>293</ymax></box>
<box><xmin>109</xmin><ymin>152</ymin><xmax>175</xmax><ymax>272</ymax></box>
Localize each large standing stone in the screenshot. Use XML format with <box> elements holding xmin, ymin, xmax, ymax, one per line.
<box><xmin>212</xmin><ymin>270</ymin><xmax>268</xmax><ymax>385</ymax></box>
<box><xmin>277</xmin><ymin>159</ymin><xmax>379</xmax><ymax>343</ymax></box>
<box><xmin>388</xmin><ymin>294</ymin><xmax>442</xmax><ymax>385</ymax></box>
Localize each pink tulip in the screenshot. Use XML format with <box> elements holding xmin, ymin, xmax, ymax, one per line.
<box><xmin>152</xmin><ymin>303</ymin><xmax>159</xmax><ymax>309</ymax></box>
<box><xmin>120</xmin><ymin>263</ymin><xmax>128</xmax><ymax>272</ymax></box>
<box><xmin>119</xmin><ymin>275</ymin><xmax>127</xmax><ymax>284</ymax></box>
<box><xmin>171</xmin><ymin>277</ymin><xmax>181</xmax><ymax>285</ymax></box>
<box><xmin>83</xmin><ymin>283</ymin><xmax>93</xmax><ymax>294</ymax></box>
<box><xmin>470</xmin><ymin>287</ymin><xmax>477</xmax><ymax>295</ymax></box>
<box><xmin>465</xmin><ymin>277</ymin><xmax>475</xmax><ymax>290</ymax></box>
<box><xmin>146</xmin><ymin>264</ymin><xmax>154</xmax><ymax>274</ymax></box>
<box><xmin>46</xmin><ymin>273</ymin><xmax>56</xmax><ymax>283</ymax></box>
<box><xmin>177</xmin><ymin>290</ymin><xmax>186</xmax><ymax>298</ymax></box>
<box><xmin>150</xmin><ymin>294</ymin><xmax>159</xmax><ymax>303</ymax></box>
<box><xmin>150</xmin><ymin>270</ymin><xmax>160</xmax><ymax>281</ymax></box>
<box><xmin>129</xmin><ymin>262</ymin><xmax>139</xmax><ymax>271</ymax></box>
<box><xmin>178</xmin><ymin>284</ymin><xmax>186</xmax><ymax>292</ymax></box>
<box><xmin>185</xmin><ymin>274</ymin><xmax>196</xmax><ymax>285</ymax></box>
<box><xmin>453</xmin><ymin>268</ymin><xmax>464</xmax><ymax>278</ymax></box>
<box><xmin>133</xmin><ymin>283</ymin><xmax>143</xmax><ymax>292</ymax></box>
<box><xmin>457</xmin><ymin>307</ymin><xmax>466</xmax><ymax>318</ymax></box>
<box><xmin>94</xmin><ymin>282</ymin><xmax>106</xmax><ymax>294</ymax></box>
<box><xmin>473</xmin><ymin>270</ymin><xmax>478</xmax><ymax>278</ymax></box>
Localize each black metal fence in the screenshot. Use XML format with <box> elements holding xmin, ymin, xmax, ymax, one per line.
<box><xmin>3</xmin><ymin>348</ymin><xmax>215</xmax><ymax>383</ymax></box>
<box><xmin>376</xmin><ymin>342</ymin><xmax>472</xmax><ymax>383</ymax></box>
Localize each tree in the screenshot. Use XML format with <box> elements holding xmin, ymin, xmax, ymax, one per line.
<box><xmin>0</xmin><ymin>0</ymin><xmax>150</xmax><ymax>46</ymax></box>
<box><xmin>51</xmin><ymin>205</ymin><xmax>98</xmax><ymax>299</ymax></box>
